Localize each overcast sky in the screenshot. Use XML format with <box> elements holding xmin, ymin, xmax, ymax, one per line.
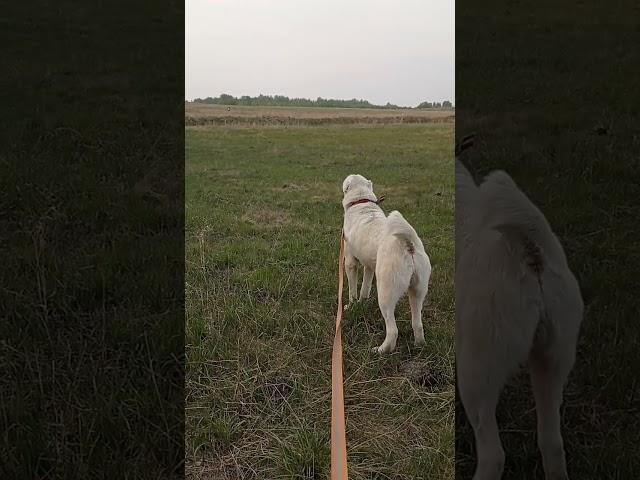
<box><xmin>186</xmin><ymin>0</ymin><xmax>454</xmax><ymax>107</ymax></box>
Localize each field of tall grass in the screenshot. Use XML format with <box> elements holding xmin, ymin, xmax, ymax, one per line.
<box><xmin>185</xmin><ymin>118</ymin><xmax>455</xmax><ymax>479</ymax></box>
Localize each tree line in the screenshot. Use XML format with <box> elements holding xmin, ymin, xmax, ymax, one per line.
<box><xmin>188</xmin><ymin>94</ymin><xmax>453</xmax><ymax>109</ymax></box>
<box><xmin>417</xmin><ymin>100</ymin><xmax>452</xmax><ymax>109</ymax></box>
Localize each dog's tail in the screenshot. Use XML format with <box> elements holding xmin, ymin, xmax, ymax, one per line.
<box><xmin>480</xmin><ymin>170</ymin><xmax>567</xmax><ymax>271</ymax></box>
<box><xmin>386</xmin><ymin>211</ymin><xmax>424</xmax><ymax>253</ymax></box>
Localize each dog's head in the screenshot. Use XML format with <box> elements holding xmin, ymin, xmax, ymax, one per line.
<box><xmin>342</xmin><ymin>174</ymin><xmax>377</xmax><ymax>209</ymax></box>
<box><xmin>342</xmin><ymin>174</ymin><xmax>373</xmax><ymax>195</ymax></box>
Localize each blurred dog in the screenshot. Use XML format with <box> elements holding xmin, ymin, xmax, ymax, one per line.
<box><xmin>456</xmin><ymin>159</ymin><xmax>583</xmax><ymax>480</ymax></box>
<box><xmin>341</xmin><ymin>174</ymin><xmax>432</xmax><ymax>353</ymax></box>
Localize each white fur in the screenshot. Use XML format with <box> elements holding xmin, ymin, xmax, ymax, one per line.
<box><xmin>456</xmin><ymin>160</ymin><xmax>583</xmax><ymax>480</ymax></box>
<box><xmin>341</xmin><ymin>174</ymin><xmax>432</xmax><ymax>353</ymax></box>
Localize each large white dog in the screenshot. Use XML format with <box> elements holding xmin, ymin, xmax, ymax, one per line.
<box><xmin>456</xmin><ymin>159</ymin><xmax>583</xmax><ymax>480</ymax></box>
<box><xmin>341</xmin><ymin>174</ymin><xmax>431</xmax><ymax>354</ymax></box>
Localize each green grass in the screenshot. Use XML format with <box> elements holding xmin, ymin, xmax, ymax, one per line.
<box><xmin>1</xmin><ymin>2</ymin><xmax>184</xmax><ymax>478</ymax></box>
<box><xmin>186</xmin><ymin>123</ymin><xmax>455</xmax><ymax>479</ymax></box>
<box><xmin>455</xmin><ymin>1</ymin><xmax>640</xmax><ymax>478</ymax></box>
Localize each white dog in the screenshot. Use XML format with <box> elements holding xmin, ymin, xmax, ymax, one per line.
<box><xmin>341</xmin><ymin>174</ymin><xmax>432</xmax><ymax>354</ymax></box>
<box><xmin>456</xmin><ymin>159</ymin><xmax>583</xmax><ymax>480</ymax></box>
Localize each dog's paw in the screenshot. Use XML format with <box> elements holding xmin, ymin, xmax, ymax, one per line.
<box><xmin>345</xmin><ymin>299</ymin><xmax>361</xmax><ymax>310</ymax></box>
<box><xmin>414</xmin><ymin>331</ymin><xmax>426</xmax><ymax>347</ymax></box>
<box><xmin>544</xmin><ymin>473</ymin><xmax>569</xmax><ymax>480</ymax></box>
<box><xmin>543</xmin><ymin>464</ymin><xmax>569</xmax><ymax>480</ymax></box>
<box><xmin>373</xmin><ymin>343</ymin><xmax>395</xmax><ymax>354</ymax></box>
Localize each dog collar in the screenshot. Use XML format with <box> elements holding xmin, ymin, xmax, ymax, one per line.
<box><xmin>346</xmin><ymin>194</ymin><xmax>386</xmax><ymax>209</ymax></box>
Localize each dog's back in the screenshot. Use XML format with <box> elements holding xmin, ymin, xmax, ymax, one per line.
<box><xmin>455</xmin><ymin>159</ymin><xmax>584</xmax><ymax>479</ymax></box>
<box><xmin>457</xmin><ymin>162</ymin><xmax>584</xmax><ymax>479</ymax></box>
<box><xmin>378</xmin><ymin>211</ymin><xmax>430</xmax><ymax>285</ymax></box>
<box><xmin>341</xmin><ymin>174</ymin><xmax>432</xmax><ymax>354</ymax></box>
<box><xmin>458</xmin><ymin>166</ymin><xmax>583</xmax><ymax>366</ymax></box>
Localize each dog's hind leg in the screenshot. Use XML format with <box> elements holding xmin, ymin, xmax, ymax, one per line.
<box><xmin>374</xmin><ymin>294</ymin><xmax>400</xmax><ymax>354</ymax></box>
<box><xmin>529</xmin><ymin>347</ymin><xmax>575</xmax><ymax>480</ymax></box>
<box><xmin>408</xmin><ymin>283</ymin><xmax>427</xmax><ymax>346</ymax></box>
<box><xmin>458</xmin><ymin>364</ymin><xmax>506</xmax><ymax>480</ymax></box>
<box><xmin>345</xmin><ymin>253</ymin><xmax>359</xmax><ymax>307</ymax></box>
<box><xmin>359</xmin><ymin>266</ymin><xmax>374</xmax><ymax>301</ymax></box>
<box><xmin>374</xmin><ymin>267</ymin><xmax>410</xmax><ymax>354</ymax></box>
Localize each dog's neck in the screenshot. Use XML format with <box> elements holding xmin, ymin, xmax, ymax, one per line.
<box><xmin>344</xmin><ymin>195</ymin><xmax>386</xmax><ymax>210</ymax></box>
<box><xmin>347</xmin><ymin>198</ymin><xmax>377</xmax><ymax>209</ymax></box>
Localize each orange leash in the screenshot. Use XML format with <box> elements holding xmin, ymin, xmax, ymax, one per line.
<box><xmin>331</xmin><ymin>231</ymin><xmax>348</xmax><ymax>479</ymax></box>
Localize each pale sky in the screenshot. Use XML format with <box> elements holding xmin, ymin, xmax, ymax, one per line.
<box><xmin>185</xmin><ymin>0</ymin><xmax>454</xmax><ymax>107</ymax></box>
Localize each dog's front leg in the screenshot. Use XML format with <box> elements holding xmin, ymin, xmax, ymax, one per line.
<box><xmin>359</xmin><ymin>266</ymin><xmax>374</xmax><ymax>301</ymax></box>
<box><xmin>344</xmin><ymin>254</ymin><xmax>359</xmax><ymax>308</ymax></box>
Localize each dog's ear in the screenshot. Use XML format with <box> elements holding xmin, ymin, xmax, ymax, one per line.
<box><xmin>342</xmin><ymin>177</ymin><xmax>351</xmax><ymax>193</ymax></box>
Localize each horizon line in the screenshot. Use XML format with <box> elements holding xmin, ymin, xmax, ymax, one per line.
<box><xmin>185</xmin><ymin>93</ymin><xmax>455</xmax><ymax>109</ymax></box>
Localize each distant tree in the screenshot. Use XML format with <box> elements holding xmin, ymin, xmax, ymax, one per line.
<box><xmin>188</xmin><ymin>94</ymin><xmax>410</xmax><ymax>109</ymax></box>
<box><xmin>217</xmin><ymin>93</ymin><xmax>236</xmax><ymax>105</ymax></box>
<box><xmin>442</xmin><ymin>100</ymin><xmax>452</xmax><ymax>108</ymax></box>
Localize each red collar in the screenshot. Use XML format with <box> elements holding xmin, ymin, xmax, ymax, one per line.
<box><xmin>346</xmin><ymin>194</ymin><xmax>385</xmax><ymax>209</ymax></box>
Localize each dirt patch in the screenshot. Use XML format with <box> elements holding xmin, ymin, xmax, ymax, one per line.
<box><xmin>400</xmin><ymin>360</ymin><xmax>449</xmax><ymax>392</ymax></box>
<box><xmin>310</xmin><ymin>194</ymin><xmax>333</xmax><ymax>203</ymax></box>
<box><xmin>279</xmin><ymin>182</ymin><xmax>307</xmax><ymax>191</ymax></box>
<box><xmin>218</xmin><ymin>169</ymin><xmax>241</xmax><ymax>178</ymax></box>
<box><xmin>254</xmin><ymin>377</ymin><xmax>295</xmax><ymax>406</ymax></box>
<box><xmin>242</xmin><ymin>208</ymin><xmax>290</xmax><ymax>227</ymax></box>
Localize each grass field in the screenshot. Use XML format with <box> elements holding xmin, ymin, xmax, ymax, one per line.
<box><xmin>186</xmin><ymin>103</ymin><xmax>454</xmax><ymax>127</ymax></box>
<box><xmin>2</xmin><ymin>2</ymin><xmax>184</xmax><ymax>478</ymax></box>
<box><xmin>185</xmin><ymin>119</ymin><xmax>455</xmax><ymax>479</ymax></box>
<box><xmin>455</xmin><ymin>2</ymin><xmax>640</xmax><ymax>478</ymax></box>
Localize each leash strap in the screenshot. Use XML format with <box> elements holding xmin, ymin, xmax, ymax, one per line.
<box><xmin>331</xmin><ymin>231</ymin><xmax>348</xmax><ymax>479</ymax></box>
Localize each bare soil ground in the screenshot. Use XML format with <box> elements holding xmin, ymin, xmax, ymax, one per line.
<box><xmin>185</xmin><ymin>103</ymin><xmax>455</xmax><ymax>127</ymax></box>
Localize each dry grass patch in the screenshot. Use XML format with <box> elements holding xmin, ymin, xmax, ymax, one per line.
<box><xmin>241</xmin><ymin>208</ymin><xmax>291</xmax><ymax>228</ymax></box>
